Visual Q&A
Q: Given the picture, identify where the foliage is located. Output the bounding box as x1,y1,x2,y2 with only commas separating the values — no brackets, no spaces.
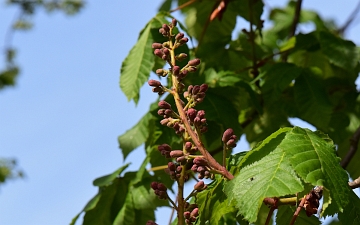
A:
74,0,360,225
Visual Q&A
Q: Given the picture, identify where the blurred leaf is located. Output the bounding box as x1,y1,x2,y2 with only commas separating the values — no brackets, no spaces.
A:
294,68,333,129
319,31,359,73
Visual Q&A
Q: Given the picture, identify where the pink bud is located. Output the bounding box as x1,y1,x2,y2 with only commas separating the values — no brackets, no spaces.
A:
200,84,208,92
157,183,167,191
222,128,234,143
192,85,200,95
188,58,201,66
152,43,163,49
194,181,205,191
170,150,184,158
158,100,171,109
148,79,161,87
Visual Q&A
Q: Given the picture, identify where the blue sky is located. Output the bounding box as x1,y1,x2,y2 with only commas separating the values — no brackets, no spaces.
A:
0,1,359,225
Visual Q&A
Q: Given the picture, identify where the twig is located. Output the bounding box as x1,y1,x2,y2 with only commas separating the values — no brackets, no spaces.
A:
265,206,276,225
349,175,360,189
340,125,360,168
337,0,360,35
289,196,306,225
170,0,197,12
282,0,302,62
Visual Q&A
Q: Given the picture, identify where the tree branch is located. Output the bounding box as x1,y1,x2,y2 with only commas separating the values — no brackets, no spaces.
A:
349,175,360,189
336,0,360,35
340,125,360,169
282,0,302,62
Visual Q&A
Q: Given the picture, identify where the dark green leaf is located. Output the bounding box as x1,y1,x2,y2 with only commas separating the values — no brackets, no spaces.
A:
338,191,360,225
319,31,359,73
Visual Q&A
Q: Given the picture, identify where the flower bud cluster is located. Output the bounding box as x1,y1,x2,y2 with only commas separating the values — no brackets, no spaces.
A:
186,108,208,133
157,100,186,135
157,143,172,158
150,181,168,200
148,79,164,95
222,128,237,148
191,157,214,179
184,83,208,104
184,207,199,224
184,141,198,154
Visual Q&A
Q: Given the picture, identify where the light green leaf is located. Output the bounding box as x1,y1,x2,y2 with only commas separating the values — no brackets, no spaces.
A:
118,112,154,159
119,13,169,104
224,127,303,222
281,127,350,212
92,164,129,187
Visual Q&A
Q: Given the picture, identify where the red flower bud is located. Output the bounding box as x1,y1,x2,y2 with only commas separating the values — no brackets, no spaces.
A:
222,128,234,143
173,66,180,76
171,18,177,27
158,100,171,109
192,85,200,95
175,32,184,40
226,139,237,148
188,58,201,66
148,79,161,87
200,83,208,92
194,181,205,191
151,181,158,190
168,162,176,171
170,150,184,158
154,49,163,58
157,183,167,191
187,108,197,121
152,43,163,49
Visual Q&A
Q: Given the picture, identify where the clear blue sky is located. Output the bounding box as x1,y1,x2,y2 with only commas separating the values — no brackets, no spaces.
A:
0,1,359,225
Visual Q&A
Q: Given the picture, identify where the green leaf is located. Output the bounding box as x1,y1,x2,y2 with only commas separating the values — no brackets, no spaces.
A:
224,127,303,222
93,164,129,186
319,31,359,73
281,127,350,212
118,112,154,159
119,13,169,104
235,0,264,25
294,68,333,129
276,205,321,225
338,191,360,225
196,178,237,225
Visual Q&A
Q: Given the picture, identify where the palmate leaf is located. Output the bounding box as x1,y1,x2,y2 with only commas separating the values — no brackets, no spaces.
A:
119,13,169,104
279,127,351,212
224,128,304,223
